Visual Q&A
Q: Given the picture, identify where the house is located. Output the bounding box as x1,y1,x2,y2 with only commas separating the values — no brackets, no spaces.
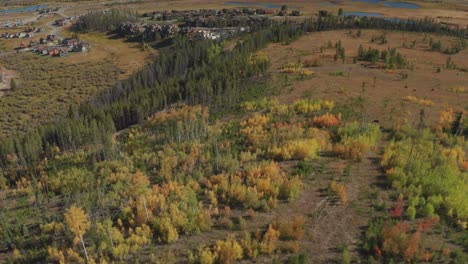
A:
19,42,27,49
59,49,68,57
62,38,79,48
73,43,88,52
46,35,57,42
55,18,66,26
36,45,46,53
290,10,301,16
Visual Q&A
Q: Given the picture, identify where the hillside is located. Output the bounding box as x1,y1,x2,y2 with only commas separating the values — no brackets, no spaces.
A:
0,1,466,263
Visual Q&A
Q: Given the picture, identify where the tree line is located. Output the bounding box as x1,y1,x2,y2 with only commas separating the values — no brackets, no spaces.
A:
0,22,304,184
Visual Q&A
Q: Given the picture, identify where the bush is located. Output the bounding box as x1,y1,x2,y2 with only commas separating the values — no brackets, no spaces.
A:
341,245,351,264
287,253,308,264
198,247,216,264
273,216,305,241
215,235,243,264
269,139,320,161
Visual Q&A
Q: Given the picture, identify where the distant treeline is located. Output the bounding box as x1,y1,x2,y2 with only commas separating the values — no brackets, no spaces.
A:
314,14,467,38
73,9,139,32
73,9,467,43
0,22,304,182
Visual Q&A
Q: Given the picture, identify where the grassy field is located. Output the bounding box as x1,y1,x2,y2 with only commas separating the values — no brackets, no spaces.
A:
262,29,467,127
0,53,120,137
0,24,156,138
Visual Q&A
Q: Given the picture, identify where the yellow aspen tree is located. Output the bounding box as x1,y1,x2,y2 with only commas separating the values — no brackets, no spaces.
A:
64,204,91,262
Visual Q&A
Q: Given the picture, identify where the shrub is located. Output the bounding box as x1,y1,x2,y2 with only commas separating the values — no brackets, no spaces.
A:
215,235,243,264
269,139,320,161
198,247,216,264
341,245,351,264
311,113,340,128
274,216,305,241
260,225,280,254
330,180,348,204
158,217,179,243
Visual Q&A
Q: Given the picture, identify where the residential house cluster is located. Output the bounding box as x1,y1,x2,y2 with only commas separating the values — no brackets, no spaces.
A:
0,20,25,28
54,16,77,27
117,23,179,38
19,35,89,57
1,27,42,39
182,26,249,40
145,8,272,22
116,7,274,42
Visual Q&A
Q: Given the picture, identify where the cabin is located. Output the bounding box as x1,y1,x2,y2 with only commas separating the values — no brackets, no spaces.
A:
62,38,79,48
46,35,57,42
55,18,66,27
290,10,301,16
72,43,88,52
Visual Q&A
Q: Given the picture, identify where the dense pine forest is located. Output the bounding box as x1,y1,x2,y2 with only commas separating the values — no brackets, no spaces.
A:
0,7,467,263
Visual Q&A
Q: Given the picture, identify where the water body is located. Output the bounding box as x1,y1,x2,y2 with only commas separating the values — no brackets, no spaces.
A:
349,0,420,9
344,11,384,17
382,2,419,9
350,0,381,4
224,2,282,9
0,5,48,14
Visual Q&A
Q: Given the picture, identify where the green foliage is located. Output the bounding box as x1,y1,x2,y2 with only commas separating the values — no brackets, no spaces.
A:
356,46,408,69
74,9,139,32
381,128,468,227
341,245,351,264
371,33,387,44
287,253,309,264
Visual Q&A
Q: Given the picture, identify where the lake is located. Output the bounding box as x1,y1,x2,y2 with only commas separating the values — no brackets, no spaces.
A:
224,2,282,9
0,5,48,14
350,0,420,9
382,2,420,9
344,11,384,17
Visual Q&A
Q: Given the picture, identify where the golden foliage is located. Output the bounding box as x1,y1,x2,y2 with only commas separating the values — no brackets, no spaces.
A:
273,215,305,241
198,246,216,264
215,235,243,264
330,180,348,204
48,247,66,264
64,205,91,244
293,99,335,114
260,224,280,254
312,113,341,128
269,139,320,161
404,96,434,106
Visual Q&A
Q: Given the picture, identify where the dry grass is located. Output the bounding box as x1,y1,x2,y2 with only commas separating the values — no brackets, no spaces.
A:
62,30,157,79
263,29,468,127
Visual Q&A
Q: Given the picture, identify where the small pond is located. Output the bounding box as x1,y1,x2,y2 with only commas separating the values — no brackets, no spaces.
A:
344,11,384,17
0,5,48,14
224,2,282,9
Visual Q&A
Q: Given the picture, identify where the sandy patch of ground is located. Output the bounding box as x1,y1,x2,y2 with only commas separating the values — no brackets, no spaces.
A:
0,65,17,97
